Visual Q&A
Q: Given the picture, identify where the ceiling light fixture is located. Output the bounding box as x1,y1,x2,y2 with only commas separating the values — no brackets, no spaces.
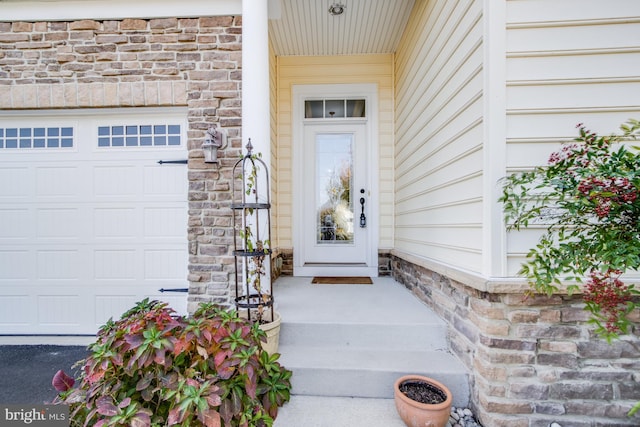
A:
328,3,345,16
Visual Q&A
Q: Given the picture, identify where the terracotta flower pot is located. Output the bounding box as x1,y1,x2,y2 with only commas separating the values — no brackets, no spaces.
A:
394,375,452,427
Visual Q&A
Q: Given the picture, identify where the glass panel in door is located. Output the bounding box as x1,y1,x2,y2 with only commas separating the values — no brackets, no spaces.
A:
316,133,354,244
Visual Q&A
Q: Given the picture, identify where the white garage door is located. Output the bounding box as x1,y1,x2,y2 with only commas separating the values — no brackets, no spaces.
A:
0,109,189,334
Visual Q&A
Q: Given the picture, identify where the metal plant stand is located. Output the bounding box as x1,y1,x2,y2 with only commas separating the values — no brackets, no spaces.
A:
232,140,274,324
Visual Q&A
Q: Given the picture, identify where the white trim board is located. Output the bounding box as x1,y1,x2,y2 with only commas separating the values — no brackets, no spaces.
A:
0,0,242,21
292,83,380,277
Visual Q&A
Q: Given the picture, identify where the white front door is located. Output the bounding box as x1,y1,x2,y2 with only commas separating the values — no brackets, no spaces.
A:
303,123,368,264
293,84,379,277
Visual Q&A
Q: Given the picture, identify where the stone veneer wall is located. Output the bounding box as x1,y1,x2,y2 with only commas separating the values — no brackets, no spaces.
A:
0,17,242,312
392,255,640,427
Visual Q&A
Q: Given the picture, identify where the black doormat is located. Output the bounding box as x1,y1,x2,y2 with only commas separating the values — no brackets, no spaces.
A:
311,276,373,285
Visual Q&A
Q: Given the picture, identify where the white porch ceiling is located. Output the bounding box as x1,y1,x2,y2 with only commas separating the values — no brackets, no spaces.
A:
268,0,416,56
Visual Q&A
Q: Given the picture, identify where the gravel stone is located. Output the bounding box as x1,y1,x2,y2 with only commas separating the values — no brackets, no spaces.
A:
447,406,482,427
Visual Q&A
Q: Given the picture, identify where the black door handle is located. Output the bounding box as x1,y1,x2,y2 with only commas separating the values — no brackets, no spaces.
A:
359,190,366,228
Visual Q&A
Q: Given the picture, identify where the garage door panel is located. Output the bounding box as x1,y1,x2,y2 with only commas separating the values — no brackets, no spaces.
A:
144,249,187,280
36,166,81,199
0,167,30,199
94,166,140,198
144,206,186,238
94,208,138,239
36,208,81,239
0,208,31,240
144,165,186,197
0,295,31,325
37,250,80,280
94,295,139,325
94,250,138,280
0,251,31,279
38,294,82,326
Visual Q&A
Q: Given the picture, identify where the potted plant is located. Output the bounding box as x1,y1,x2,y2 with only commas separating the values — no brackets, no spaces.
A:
500,119,640,342
233,142,281,354
394,375,452,427
52,299,292,427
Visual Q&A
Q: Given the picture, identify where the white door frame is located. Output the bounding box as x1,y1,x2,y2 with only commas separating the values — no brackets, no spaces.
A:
292,83,379,277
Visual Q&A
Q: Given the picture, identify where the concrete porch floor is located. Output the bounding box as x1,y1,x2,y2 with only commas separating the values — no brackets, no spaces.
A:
273,275,445,325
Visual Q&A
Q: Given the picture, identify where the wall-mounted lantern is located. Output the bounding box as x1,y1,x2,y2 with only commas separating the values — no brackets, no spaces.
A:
202,125,228,163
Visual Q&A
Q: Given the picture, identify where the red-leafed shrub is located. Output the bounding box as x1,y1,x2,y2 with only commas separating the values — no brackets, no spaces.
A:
52,299,291,427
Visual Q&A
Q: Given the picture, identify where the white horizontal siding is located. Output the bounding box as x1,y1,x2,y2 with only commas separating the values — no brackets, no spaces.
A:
395,0,484,273
504,0,640,275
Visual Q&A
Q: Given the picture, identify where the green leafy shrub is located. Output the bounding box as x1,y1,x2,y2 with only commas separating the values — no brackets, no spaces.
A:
500,119,640,342
52,299,291,427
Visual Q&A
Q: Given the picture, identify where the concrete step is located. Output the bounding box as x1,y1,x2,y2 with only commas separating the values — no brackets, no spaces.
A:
278,320,448,351
278,344,470,408
273,276,470,409
273,395,406,427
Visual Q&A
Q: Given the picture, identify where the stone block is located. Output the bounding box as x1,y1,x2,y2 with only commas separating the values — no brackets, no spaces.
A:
200,245,229,256
508,382,549,400
509,366,536,378
45,32,70,41
121,19,148,31
538,353,578,368
564,401,607,417
199,16,234,27
0,85,11,108
479,395,533,414
12,22,33,32
474,357,508,382
470,297,506,319
516,324,582,340
549,381,613,400
75,45,116,54
559,369,632,382
150,18,178,30
78,84,91,107
16,42,52,50
104,82,118,106
96,35,128,44
533,402,565,416
189,70,229,81
503,294,563,306
539,308,562,322
561,305,590,322
69,20,101,30
171,82,187,105
454,315,479,344
63,83,77,106
480,347,535,364
138,52,175,61
618,382,640,399
476,375,507,397
470,312,511,336
480,335,536,351
539,340,577,353
37,84,51,108
70,31,95,40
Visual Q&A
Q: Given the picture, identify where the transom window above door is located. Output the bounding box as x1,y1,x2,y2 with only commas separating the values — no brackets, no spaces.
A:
304,99,366,119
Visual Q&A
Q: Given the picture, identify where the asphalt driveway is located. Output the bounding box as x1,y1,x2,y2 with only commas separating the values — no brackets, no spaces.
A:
0,345,88,404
